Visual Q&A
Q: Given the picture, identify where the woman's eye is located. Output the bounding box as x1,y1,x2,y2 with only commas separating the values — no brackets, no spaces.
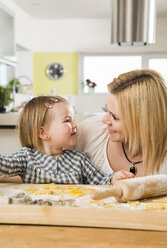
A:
109,112,119,121
112,114,117,120
65,119,70,123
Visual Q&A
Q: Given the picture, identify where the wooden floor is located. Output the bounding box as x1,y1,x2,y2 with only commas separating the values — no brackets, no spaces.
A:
0,225,167,248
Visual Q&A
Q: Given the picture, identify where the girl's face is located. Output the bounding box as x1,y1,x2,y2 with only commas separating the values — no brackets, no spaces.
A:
102,93,125,143
44,102,77,149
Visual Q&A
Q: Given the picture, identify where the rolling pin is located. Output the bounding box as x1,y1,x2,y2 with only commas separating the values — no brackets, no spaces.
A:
92,175,167,203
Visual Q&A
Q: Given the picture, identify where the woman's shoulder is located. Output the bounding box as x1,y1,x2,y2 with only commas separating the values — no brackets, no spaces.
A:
76,115,108,151
78,115,107,134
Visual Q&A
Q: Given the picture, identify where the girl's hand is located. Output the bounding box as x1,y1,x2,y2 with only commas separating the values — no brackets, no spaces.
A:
111,170,134,184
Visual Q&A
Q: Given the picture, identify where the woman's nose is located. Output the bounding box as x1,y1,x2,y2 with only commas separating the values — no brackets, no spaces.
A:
102,113,112,125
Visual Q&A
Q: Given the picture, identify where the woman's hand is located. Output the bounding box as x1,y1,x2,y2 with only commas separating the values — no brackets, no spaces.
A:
111,170,134,184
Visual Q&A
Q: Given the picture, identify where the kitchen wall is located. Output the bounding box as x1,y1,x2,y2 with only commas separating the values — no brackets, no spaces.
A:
32,17,167,53
33,52,79,96
1,0,167,114
0,0,167,154
1,0,167,53
16,47,33,81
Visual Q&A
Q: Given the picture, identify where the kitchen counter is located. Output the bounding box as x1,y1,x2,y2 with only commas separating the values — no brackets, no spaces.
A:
0,112,20,127
0,113,20,154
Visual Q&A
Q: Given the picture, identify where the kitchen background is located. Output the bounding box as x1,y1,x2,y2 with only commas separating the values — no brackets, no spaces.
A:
0,0,167,153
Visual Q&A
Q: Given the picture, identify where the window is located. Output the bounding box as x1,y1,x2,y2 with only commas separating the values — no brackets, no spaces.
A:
0,63,7,85
149,58,167,85
82,55,142,93
81,53,167,94
0,61,15,86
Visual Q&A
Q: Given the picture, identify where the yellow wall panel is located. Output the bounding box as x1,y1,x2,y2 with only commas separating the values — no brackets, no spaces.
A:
33,52,79,95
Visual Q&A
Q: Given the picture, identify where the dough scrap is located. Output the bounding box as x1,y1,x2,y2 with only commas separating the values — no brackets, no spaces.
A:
127,201,140,207
145,203,167,210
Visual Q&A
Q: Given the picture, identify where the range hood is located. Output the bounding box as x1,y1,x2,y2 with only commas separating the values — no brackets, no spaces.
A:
111,0,156,46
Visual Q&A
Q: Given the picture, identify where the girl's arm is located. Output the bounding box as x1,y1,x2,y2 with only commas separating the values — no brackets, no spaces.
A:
81,156,113,185
82,157,134,185
0,149,27,178
0,176,22,183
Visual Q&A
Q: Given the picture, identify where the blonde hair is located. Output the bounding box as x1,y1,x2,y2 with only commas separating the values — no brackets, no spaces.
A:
18,95,68,150
108,69,167,174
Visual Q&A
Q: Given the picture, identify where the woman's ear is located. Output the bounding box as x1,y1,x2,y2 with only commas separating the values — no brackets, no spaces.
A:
39,126,49,140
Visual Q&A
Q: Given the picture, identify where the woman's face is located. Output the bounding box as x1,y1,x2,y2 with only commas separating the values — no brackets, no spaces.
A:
102,93,125,143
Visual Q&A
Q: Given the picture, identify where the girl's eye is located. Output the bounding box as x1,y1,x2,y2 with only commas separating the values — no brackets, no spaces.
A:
65,119,70,123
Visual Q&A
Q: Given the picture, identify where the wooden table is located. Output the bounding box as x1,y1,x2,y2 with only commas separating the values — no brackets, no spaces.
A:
1,183,167,247
0,224,167,248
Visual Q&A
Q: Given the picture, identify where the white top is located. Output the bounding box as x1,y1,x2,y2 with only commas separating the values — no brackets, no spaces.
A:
76,116,167,175
76,116,112,174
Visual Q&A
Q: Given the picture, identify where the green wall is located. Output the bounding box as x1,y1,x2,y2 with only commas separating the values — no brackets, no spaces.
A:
33,52,79,95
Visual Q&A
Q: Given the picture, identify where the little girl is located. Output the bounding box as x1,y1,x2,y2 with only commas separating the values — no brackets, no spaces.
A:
0,96,113,184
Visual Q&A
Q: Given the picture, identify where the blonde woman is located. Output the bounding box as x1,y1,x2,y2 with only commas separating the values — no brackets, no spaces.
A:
76,69,167,183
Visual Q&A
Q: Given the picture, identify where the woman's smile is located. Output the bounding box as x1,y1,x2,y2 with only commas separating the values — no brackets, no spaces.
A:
108,128,116,135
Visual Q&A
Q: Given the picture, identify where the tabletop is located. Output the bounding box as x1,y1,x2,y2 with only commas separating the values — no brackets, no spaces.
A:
0,224,167,248
0,183,167,247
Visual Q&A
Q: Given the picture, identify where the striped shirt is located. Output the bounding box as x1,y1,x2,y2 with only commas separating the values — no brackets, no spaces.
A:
0,148,113,185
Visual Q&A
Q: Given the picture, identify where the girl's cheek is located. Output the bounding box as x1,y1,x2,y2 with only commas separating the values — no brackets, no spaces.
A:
66,122,72,129
64,123,72,134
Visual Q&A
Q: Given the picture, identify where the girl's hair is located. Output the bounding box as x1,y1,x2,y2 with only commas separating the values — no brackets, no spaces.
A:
107,69,167,174
18,95,68,150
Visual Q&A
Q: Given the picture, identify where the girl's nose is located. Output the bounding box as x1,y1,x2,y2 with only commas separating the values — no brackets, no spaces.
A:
72,121,77,129
72,122,78,133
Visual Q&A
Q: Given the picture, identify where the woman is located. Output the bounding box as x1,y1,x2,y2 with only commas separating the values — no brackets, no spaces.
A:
76,69,167,182
1,69,167,183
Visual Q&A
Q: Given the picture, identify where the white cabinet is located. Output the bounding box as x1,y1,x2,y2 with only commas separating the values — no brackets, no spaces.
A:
0,4,16,87
0,4,15,57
